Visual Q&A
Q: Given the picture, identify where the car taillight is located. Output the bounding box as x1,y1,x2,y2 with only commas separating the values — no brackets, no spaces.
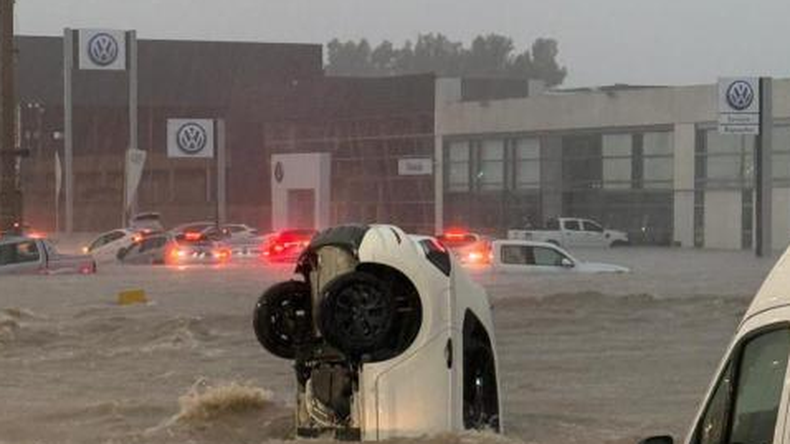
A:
214,249,230,261
184,232,202,241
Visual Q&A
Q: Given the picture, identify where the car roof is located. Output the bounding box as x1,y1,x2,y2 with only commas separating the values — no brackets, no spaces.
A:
492,239,564,249
0,235,38,245
743,247,790,322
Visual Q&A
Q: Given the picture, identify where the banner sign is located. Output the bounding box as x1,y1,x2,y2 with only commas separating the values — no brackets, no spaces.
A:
167,119,215,158
124,149,147,210
79,29,127,71
718,77,760,135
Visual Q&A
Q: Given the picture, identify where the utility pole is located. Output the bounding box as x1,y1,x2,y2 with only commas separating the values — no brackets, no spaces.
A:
0,0,22,231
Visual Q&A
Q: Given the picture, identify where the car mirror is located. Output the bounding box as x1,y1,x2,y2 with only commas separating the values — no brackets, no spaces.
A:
638,436,674,444
561,258,574,268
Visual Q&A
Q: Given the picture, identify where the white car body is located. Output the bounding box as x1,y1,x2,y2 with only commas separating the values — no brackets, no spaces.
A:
253,225,502,440
491,240,629,274
640,246,790,444
85,229,139,263
508,217,629,248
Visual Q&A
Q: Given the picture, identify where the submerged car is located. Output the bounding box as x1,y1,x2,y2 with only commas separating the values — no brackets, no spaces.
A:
0,236,96,275
84,229,142,263
253,224,502,440
490,240,629,273
117,232,230,265
436,229,493,265
261,229,317,263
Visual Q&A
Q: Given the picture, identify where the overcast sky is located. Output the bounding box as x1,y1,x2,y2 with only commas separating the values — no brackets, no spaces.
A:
15,0,790,87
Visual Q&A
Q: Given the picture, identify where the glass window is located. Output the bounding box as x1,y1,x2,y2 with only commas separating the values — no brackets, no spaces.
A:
644,158,674,186
515,138,541,190
603,134,632,189
643,132,674,156
730,329,790,444
501,245,533,265
448,141,470,192
694,328,790,444
564,220,581,231
533,247,566,267
583,221,604,232
696,360,734,444
773,127,790,180
479,139,504,191
0,243,14,265
15,242,40,263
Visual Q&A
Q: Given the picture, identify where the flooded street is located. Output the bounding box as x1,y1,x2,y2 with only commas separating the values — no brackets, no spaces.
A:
0,247,776,444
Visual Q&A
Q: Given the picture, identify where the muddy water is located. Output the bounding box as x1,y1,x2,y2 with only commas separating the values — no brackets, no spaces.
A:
0,248,776,444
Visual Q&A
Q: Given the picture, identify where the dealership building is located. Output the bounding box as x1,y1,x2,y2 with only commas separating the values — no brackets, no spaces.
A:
9,35,790,249
434,79,790,249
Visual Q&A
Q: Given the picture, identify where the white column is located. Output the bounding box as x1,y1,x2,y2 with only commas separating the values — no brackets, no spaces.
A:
673,123,696,247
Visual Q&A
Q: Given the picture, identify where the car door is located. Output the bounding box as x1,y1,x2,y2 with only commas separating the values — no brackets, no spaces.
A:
689,325,790,444
562,219,584,247
531,246,573,273
582,220,607,247
91,231,128,262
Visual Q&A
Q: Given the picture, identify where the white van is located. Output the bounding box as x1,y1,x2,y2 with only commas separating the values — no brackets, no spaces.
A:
641,249,790,444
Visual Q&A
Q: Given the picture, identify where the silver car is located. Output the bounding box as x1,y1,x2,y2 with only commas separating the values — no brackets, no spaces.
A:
0,237,97,275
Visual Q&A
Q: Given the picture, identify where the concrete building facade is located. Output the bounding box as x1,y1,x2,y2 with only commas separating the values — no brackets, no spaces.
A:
434,78,790,250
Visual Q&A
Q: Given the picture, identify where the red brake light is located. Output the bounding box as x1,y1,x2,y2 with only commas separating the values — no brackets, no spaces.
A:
184,232,202,241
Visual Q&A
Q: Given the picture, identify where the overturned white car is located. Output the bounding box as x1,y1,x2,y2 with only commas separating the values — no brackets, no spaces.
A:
253,224,502,440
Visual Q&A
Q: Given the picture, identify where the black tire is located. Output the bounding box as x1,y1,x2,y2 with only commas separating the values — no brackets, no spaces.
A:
253,280,313,360
610,240,629,248
464,338,500,431
319,271,395,359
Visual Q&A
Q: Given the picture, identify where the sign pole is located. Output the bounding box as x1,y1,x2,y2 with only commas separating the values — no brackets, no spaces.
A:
63,28,74,234
755,77,773,257
123,30,138,227
216,119,226,225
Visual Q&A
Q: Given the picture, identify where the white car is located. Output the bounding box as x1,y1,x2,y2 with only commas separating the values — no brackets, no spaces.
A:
508,217,630,248
490,240,629,273
84,229,141,263
638,245,790,444
253,224,502,440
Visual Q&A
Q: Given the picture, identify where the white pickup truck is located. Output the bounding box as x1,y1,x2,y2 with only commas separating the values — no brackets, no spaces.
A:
508,217,629,248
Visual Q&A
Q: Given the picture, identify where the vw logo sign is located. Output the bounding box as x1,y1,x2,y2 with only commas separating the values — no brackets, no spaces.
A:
176,123,209,155
88,33,120,67
274,162,285,183
726,80,755,111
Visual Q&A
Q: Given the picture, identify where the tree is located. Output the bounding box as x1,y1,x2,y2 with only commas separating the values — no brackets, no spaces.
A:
325,33,567,86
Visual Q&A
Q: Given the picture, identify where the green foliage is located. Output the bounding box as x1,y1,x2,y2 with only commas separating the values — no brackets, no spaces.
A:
326,33,567,86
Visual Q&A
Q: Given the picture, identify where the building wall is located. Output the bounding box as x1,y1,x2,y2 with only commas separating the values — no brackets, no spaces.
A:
436,78,790,249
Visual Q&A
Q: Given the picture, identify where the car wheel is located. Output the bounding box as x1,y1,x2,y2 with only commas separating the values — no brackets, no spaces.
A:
253,280,313,360
319,271,395,360
464,337,499,431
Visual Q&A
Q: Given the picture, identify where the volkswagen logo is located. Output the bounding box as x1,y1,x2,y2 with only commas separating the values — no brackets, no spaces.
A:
726,80,755,111
88,33,120,67
274,162,285,183
176,123,209,155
